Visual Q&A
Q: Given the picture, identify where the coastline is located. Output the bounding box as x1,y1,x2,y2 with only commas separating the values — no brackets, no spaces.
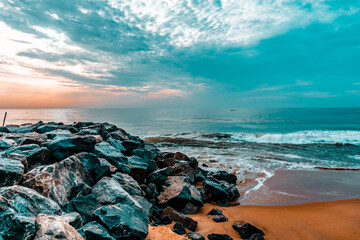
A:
148,199,360,240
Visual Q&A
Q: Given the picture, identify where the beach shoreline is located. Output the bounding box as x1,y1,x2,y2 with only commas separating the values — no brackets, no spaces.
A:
148,198,360,240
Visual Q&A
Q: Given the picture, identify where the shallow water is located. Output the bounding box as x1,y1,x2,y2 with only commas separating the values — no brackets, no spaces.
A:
2,108,360,201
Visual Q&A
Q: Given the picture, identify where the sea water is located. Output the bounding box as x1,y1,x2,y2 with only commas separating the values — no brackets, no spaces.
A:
2,108,360,200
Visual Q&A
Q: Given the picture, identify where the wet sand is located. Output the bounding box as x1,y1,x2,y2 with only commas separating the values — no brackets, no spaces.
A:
147,169,360,240
147,199,360,240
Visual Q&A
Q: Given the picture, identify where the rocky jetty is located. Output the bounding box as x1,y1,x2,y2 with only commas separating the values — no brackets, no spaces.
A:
0,121,264,240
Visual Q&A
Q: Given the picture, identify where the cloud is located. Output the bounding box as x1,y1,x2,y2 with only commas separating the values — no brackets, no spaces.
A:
0,0,359,107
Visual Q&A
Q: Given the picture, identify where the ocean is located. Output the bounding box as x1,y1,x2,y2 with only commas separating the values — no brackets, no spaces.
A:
2,108,360,203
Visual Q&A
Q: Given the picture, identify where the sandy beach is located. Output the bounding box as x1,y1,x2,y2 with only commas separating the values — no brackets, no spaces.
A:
148,199,360,240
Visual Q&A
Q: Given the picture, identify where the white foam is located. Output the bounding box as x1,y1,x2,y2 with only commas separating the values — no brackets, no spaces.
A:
230,130,360,145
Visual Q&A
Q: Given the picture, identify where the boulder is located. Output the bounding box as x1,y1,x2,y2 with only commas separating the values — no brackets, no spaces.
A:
34,214,84,240
6,123,40,133
42,136,96,161
144,183,160,199
111,172,144,197
0,157,24,187
172,222,186,235
0,185,61,240
8,153,28,171
63,194,101,224
146,167,171,184
248,233,265,240
122,139,141,153
207,208,223,216
80,221,115,240
212,215,228,222
109,130,130,141
94,141,129,172
128,155,148,183
93,203,149,240
210,171,237,184
61,212,83,229
186,232,205,240
36,123,68,134
76,152,116,181
203,177,240,206
161,207,197,231
0,126,10,133
0,139,13,150
16,132,48,145
5,144,50,167
208,234,233,240
91,177,139,207
232,223,265,239
22,156,93,206
106,137,126,152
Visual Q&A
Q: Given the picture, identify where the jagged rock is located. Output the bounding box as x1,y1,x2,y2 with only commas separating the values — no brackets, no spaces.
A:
0,185,61,240
203,177,240,206
210,171,237,184
147,167,171,184
248,233,265,240
106,137,126,152
157,181,203,212
22,156,93,206
6,122,40,133
128,155,148,183
144,183,160,199
169,161,197,183
91,177,139,207
122,139,141,153
76,152,116,181
232,223,265,239
173,222,186,235
80,221,115,240
0,157,24,187
71,122,95,129
173,152,190,161
212,215,228,222
93,203,149,240
101,122,118,133
42,136,96,161
5,144,50,167
186,232,205,240
109,130,130,141
111,172,144,196
46,130,73,139
63,194,101,223
208,234,233,240
16,132,48,145
34,214,84,240
0,139,14,149
36,122,68,134
207,208,223,216
161,207,197,231
0,126,10,133
94,141,129,172
8,153,28,171
157,157,178,168
61,212,83,229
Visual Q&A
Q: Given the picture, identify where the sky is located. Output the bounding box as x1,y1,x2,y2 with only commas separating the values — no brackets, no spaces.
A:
0,0,359,108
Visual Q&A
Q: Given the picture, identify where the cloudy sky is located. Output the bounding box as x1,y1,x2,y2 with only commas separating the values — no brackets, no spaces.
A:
0,0,359,108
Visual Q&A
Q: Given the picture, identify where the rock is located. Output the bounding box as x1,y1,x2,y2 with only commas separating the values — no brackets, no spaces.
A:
0,185,61,239
173,152,190,161
93,203,149,240
5,144,50,167
144,183,160,199
122,139,141,153
80,221,115,240
34,214,84,240
186,232,205,240
111,172,144,197
203,177,240,206
109,130,130,141
63,194,101,223
46,130,73,139
42,136,96,161
208,234,233,240
161,207,197,231
173,222,186,235
91,177,139,207
106,137,126,152
147,167,171,184
0,126,10,133
157,181,203,212
248,233,265,240
128,156,148,183
232,223,265,239
0,157,24,187
6,122,40,133
36,122,68,134
210,171,237,184
0,139,13,149
16,132,48,145
8,153,28,171
207,208,223,216
94,141,129,172
22,156,93,206
61,212,83,229
76,152,116,181
212,215,228,222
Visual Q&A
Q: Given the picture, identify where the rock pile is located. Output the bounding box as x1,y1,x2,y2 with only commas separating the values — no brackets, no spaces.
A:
0,121,247,240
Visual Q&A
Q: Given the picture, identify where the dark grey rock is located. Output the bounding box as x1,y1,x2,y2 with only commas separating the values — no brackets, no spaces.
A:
61,212,83,229
186,232,205,240
212,215,228,222
208,233,233,240
210,171,237,184
94,141,129,171
172,222,186,235
128,155,148,183
0,157,24,187
232,222,265,239
161,206,197,231
93,203,148,240
0,185,61,240
203,177,240,206
146,167,171,184
248,233,266,240
5,144,50,167
207,208,223,216
111,172,144,197
80,221,115,240
63,194,101,224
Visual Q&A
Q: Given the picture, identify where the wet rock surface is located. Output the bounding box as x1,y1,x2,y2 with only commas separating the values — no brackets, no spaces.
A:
0,121,254,240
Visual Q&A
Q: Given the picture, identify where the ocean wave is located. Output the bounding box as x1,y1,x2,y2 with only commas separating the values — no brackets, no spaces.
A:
229,130,360,145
